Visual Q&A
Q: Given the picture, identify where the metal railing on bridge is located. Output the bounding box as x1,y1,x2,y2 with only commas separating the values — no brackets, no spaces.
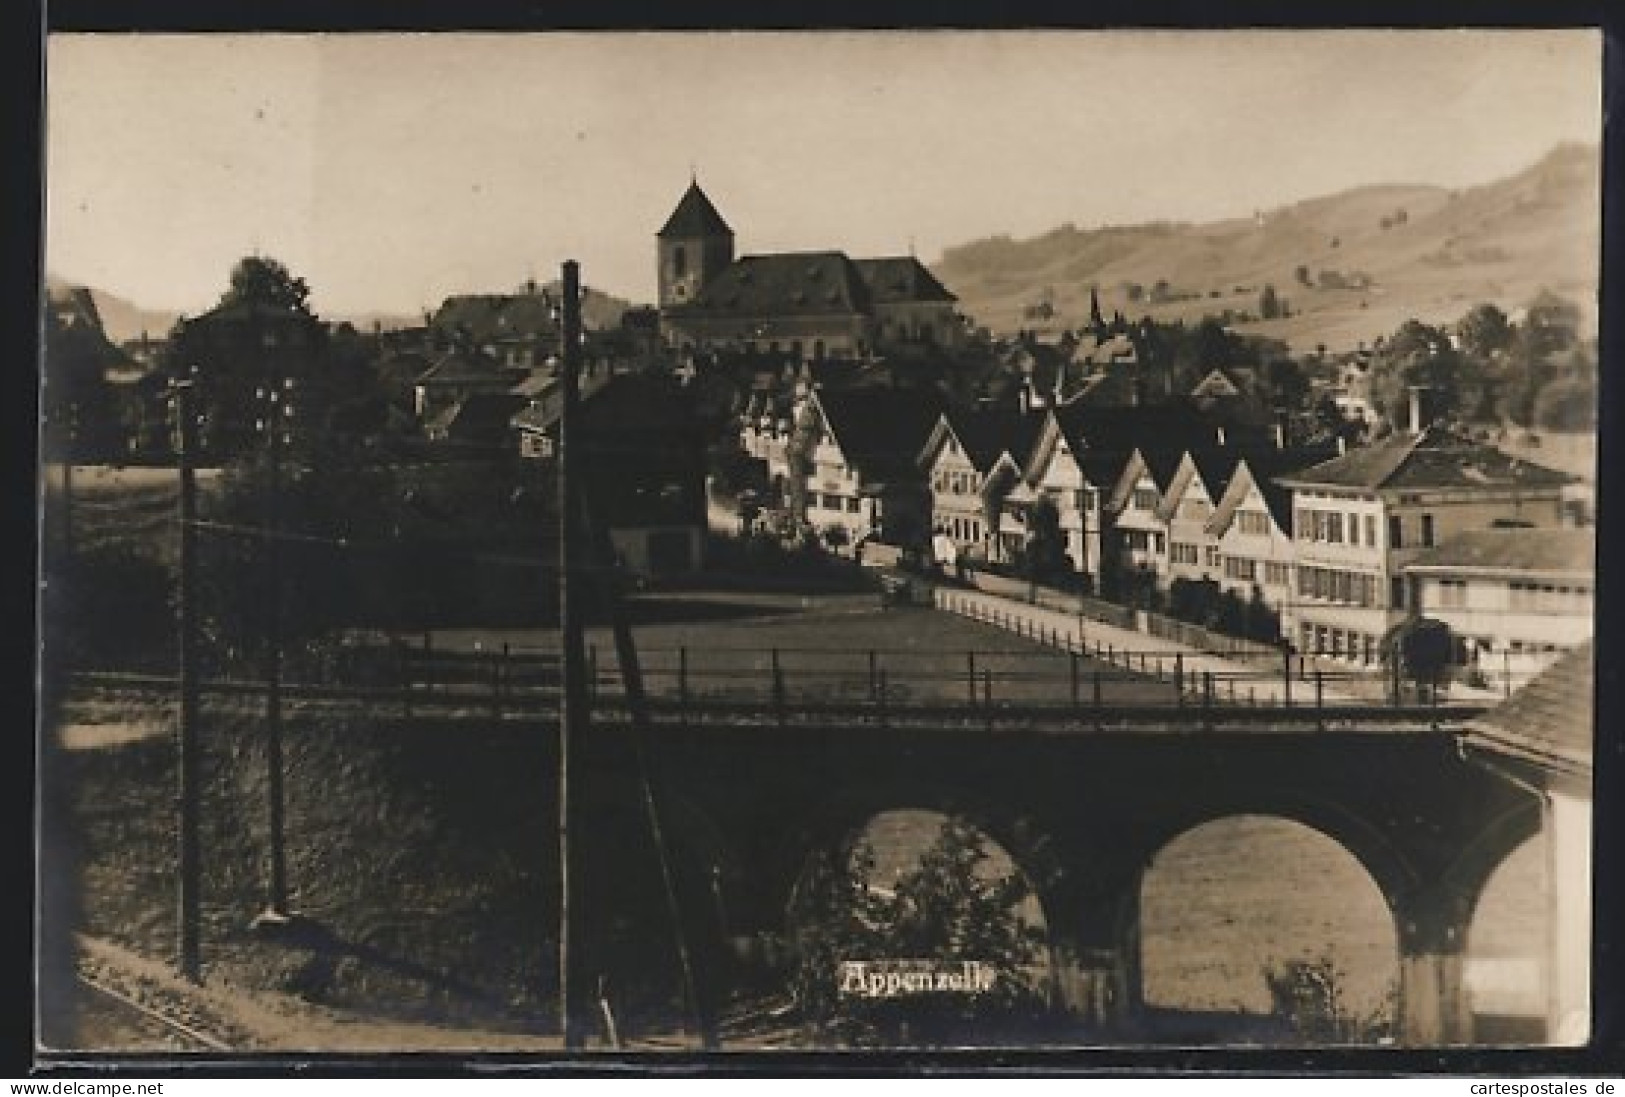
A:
69,633,1484,734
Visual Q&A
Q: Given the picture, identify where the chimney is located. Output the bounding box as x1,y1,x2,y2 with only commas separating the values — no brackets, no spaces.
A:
1408,384,1430,435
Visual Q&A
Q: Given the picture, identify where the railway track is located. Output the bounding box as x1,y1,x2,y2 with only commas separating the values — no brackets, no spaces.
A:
76,972,234,1052
73,946,254,1053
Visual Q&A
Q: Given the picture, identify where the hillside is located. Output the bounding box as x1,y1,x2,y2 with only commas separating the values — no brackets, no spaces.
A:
934,143,1599,353
45,276,182,345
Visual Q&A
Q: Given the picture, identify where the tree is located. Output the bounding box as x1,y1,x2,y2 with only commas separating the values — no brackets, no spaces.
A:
1384,616,1453,701
1022,495,1068,583
1262,358,1310,410
1456,303,1514,362
787,817,1048,1045
1365,320,1463,430
1533,375,1597,432
1259,284,1282,321
220,255,313,315
1504,292,1590,427
1519,291,1583,361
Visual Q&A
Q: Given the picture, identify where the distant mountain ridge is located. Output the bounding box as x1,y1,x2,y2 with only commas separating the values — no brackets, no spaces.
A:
44,274,640,346
44,277,182,345
932,142,1599,352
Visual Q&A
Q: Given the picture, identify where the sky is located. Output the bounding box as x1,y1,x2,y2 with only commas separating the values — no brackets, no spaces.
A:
45,30,1602,318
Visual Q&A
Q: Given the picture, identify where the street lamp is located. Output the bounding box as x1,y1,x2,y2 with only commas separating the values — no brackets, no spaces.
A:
252,375,298,929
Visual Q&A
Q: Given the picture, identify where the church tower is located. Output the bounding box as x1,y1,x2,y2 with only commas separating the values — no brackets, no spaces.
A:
657,179,735,311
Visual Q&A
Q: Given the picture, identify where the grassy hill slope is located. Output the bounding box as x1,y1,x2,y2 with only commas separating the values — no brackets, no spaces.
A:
935,143,1598,352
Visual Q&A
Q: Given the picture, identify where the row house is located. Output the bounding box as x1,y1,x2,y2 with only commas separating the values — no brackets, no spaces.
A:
917,407,1047,564
795,386,944,549
1158,448,1243,589
1274,426,1572,664
1008,402,1246,589
1106,447,1186,578
739,388,796,488
1204,451,1322,615
1160,444,1341,607
1014,412,1134,580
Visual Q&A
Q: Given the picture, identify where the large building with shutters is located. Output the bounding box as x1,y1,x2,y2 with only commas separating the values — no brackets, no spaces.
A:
656,179,961,360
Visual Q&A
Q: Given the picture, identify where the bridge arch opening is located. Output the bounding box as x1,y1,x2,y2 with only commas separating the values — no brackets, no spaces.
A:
1139,814,1399,1042
782,808,1057,1026
1465,834,1547,1041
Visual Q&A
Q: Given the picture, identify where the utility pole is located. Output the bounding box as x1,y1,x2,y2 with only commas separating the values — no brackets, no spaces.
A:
556,260,589,1049
254,377,295,926
174,378,202,982
62,403,77,561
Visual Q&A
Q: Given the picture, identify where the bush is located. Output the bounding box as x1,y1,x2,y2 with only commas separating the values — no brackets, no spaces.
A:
1263,955,1395,1044
50,543,175,671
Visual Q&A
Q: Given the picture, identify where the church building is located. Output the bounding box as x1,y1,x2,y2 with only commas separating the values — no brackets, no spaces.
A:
656,180,961,360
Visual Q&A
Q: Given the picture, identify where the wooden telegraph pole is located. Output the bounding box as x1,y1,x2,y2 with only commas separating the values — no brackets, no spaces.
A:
255,378,294,927
174,378,203,982
556,260,589,1049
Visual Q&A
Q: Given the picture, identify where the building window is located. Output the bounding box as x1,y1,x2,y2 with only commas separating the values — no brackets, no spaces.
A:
1388,515,1403,550
1439,579,1467,609
846,496,861,514
1133,488,1158,511
1224,556,1257,582
1239,510,1271,536
1391,577,1407,610
673,245,687,278
1265,561,1291,587
1421,513,1436,548
1327,513,1344,543
1365,515,1377,549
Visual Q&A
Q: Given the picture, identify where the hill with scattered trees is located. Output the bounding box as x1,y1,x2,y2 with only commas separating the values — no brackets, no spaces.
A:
934,143,1598,353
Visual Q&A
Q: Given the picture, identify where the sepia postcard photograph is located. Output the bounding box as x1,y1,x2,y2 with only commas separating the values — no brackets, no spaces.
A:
35,27,1604,1063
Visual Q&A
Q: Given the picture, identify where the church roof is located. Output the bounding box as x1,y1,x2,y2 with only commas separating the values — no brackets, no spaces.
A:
852,257,957,304
685,252,871,317
658,182,734,239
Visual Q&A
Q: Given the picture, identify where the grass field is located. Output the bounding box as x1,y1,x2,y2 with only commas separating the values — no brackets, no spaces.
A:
429,594,1178,707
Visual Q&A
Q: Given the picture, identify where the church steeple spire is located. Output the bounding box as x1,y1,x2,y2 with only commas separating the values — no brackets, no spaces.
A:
1089,285,1105,333
657,178,736,311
